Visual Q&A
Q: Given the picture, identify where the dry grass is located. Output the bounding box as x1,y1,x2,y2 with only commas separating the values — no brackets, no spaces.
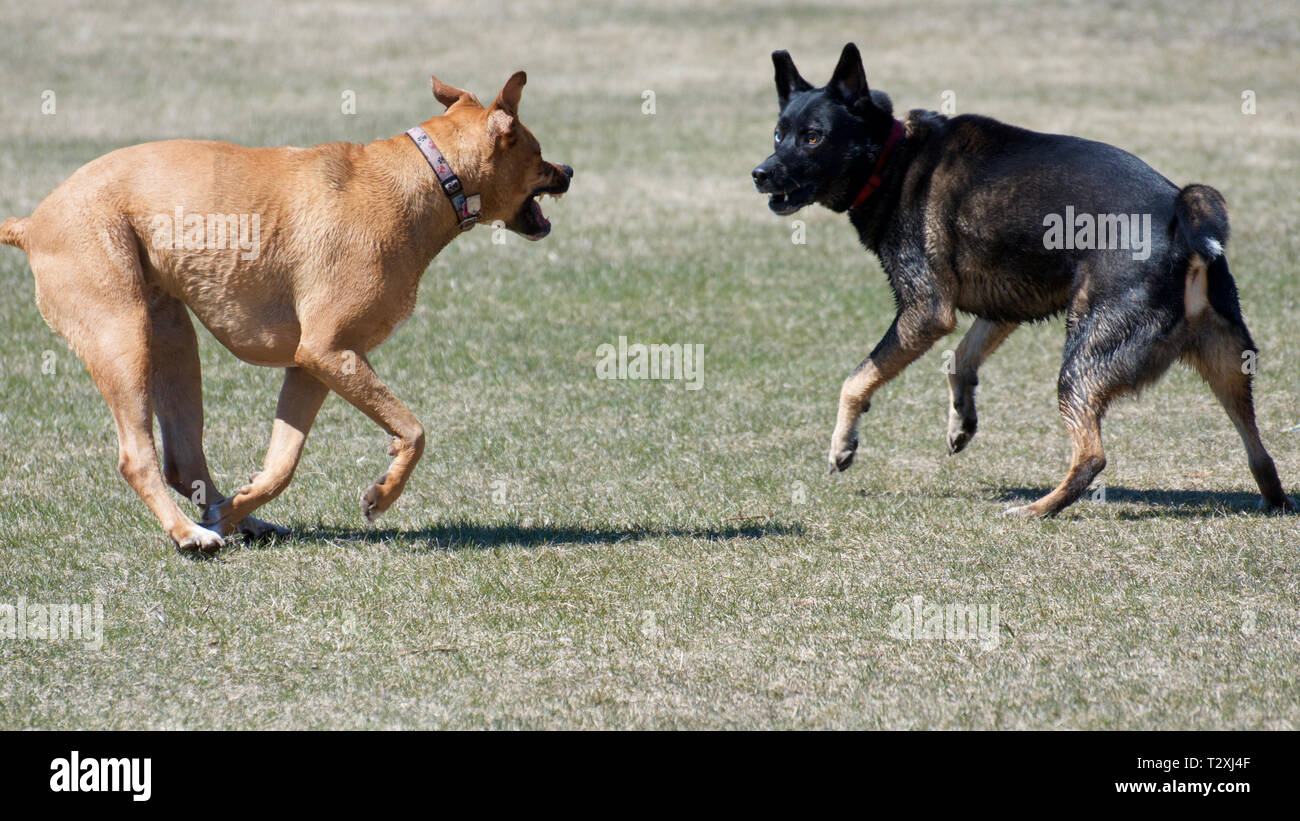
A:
0,0,1297,728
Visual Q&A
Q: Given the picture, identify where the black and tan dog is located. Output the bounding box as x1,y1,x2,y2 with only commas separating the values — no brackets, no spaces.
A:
0,72,571,551
752,43,1292,517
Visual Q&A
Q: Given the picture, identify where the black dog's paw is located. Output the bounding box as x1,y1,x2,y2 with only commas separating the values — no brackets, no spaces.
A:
237,516,290,540
1260,495,1296,515
828,433,859,473
947,430,971,455
946,411,977,455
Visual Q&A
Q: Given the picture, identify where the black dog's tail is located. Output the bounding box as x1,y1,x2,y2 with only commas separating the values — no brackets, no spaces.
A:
1175,184,1249,334
1174,183,1229,260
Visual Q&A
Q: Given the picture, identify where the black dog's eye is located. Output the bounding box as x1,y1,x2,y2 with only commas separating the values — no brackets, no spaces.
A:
773,129,782,146
805,130,821,145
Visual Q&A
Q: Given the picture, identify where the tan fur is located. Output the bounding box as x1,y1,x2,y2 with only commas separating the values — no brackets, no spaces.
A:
0,73,571,551
1004,401,1108,518
1183,253,1210,318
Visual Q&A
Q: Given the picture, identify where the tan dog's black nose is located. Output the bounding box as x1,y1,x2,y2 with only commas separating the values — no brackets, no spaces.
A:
548,163,573,195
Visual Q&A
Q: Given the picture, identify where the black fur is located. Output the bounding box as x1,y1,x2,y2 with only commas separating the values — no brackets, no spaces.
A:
752,43,1292,517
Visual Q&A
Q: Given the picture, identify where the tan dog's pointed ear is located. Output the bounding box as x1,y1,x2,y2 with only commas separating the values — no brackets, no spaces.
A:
490,70,527,117
430,75,479,109
487,108,515,140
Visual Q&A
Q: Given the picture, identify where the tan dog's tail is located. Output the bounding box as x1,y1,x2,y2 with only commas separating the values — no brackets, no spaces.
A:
0,217,29,250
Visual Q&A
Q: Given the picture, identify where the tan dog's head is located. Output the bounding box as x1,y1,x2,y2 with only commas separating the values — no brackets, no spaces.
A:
429,71,571,240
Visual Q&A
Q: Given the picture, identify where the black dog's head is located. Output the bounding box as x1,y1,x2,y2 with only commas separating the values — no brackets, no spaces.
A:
752,43,895,215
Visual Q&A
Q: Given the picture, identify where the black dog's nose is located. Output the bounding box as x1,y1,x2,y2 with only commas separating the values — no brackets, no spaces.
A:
560,164,574,179
752,166,770,187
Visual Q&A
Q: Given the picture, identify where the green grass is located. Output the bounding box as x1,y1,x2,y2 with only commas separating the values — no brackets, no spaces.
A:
0,0,1298,729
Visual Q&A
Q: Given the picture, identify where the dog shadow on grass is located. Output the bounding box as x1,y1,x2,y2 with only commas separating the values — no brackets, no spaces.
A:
994,486,1283,519
269,518,802,553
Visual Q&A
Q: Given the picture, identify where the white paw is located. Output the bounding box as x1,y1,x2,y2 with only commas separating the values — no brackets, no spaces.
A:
1001,504,1042,519
176,524,225,554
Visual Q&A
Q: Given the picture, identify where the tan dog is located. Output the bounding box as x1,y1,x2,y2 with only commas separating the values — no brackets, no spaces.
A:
0,71,571,552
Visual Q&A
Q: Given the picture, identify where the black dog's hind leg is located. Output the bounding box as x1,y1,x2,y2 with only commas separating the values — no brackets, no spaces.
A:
1183,255,1293,512
946,318,1018,454
829,300,957,471
1003,331,1111,518
1005,298,1181,518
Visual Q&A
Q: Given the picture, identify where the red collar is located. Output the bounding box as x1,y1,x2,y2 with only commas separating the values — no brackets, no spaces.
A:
851,120,905,209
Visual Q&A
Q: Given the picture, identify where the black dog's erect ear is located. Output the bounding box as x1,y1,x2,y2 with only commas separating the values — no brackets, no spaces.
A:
869,89,893,117
828,43,870,108
772,50,812,109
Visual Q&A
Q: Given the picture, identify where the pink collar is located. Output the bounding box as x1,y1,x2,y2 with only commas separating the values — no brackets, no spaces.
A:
406,125,481,231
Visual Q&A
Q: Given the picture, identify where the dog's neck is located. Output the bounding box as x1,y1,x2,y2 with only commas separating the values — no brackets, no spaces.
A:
818,117,906,220
367,117,487,272
406,122,482,231
411,116,487,229
849,120,905,209
845,115,927,252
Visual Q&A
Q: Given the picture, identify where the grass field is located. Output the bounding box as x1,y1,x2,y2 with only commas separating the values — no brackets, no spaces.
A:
1,0,1298,729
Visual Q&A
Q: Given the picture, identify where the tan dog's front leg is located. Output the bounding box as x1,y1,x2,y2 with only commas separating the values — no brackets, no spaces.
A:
296,344,425,522
203,367,330,535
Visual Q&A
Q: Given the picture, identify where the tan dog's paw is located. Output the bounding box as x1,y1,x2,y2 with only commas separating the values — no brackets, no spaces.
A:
174,523,225,554
361,489,381,522
1001,503,1046,519
237,516,290,540
360,474,395,522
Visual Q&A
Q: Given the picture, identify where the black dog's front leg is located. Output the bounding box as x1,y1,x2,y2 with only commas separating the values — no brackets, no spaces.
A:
829,303,956,472
946,318,1019,455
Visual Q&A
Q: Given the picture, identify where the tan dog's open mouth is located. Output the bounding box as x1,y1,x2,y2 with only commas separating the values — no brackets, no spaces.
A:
511,164,572,241
513,184,565,240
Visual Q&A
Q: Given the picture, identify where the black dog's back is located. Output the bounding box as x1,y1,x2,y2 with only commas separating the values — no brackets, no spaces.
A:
864,111,1190,324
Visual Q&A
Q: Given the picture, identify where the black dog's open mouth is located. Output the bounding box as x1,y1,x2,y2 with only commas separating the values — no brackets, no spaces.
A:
514,183,567,241
767,184,817,216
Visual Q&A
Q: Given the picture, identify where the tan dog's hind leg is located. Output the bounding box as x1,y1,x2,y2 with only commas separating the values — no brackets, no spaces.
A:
102,340,223,552
148,295,288,539
30,242,223,552
295,343,424,522
946,319,1018,454
201,367,329,535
